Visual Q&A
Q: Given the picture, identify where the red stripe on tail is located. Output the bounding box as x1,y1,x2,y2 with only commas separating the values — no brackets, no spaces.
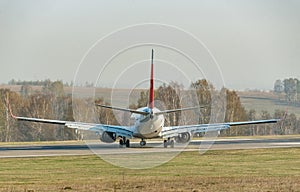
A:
149,49,154,109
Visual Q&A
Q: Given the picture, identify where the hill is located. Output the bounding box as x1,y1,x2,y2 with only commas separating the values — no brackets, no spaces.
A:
237,91,300,118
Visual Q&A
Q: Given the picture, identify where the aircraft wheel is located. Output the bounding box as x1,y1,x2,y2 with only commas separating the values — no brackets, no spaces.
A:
125,139,130,148
119,139,124,147
163,140,167,148
140,140,146,146
170,140,174,148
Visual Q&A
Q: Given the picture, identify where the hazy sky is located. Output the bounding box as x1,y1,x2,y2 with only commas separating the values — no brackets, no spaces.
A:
0,0,299,90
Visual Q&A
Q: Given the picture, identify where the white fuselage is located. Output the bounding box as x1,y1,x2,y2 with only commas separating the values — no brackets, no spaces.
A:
131,107,164,139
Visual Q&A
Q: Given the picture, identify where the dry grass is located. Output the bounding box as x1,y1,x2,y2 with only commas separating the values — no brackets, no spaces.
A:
0,148,300,192
238,91,300,118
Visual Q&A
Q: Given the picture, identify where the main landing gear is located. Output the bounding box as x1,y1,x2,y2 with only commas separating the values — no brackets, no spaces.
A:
119,137,130,148
164,138,174,148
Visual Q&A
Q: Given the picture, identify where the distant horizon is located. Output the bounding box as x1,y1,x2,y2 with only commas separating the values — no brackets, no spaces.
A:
2,77,296,92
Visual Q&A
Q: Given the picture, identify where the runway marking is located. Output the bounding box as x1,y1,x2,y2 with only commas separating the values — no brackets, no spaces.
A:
271,142,300,145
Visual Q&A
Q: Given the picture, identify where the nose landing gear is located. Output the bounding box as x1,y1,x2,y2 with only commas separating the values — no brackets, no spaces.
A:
140,139,146,146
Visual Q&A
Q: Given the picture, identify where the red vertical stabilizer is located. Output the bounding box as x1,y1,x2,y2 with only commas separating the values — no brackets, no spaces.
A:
149,49,154,109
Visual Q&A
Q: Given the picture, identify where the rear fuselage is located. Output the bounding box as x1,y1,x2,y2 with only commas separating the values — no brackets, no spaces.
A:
132,107,164,139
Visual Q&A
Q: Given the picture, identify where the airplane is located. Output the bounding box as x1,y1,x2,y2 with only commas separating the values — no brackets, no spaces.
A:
9,49,280,148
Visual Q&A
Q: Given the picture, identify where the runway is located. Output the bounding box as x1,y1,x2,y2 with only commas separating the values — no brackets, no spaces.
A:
1,137,300,158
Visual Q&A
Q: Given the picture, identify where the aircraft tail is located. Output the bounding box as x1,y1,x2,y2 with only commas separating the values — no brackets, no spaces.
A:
149,49,154,109
96,49,207,115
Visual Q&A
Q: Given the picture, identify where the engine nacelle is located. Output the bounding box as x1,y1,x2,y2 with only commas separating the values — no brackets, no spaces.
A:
100,131,116,143
175,132,191,143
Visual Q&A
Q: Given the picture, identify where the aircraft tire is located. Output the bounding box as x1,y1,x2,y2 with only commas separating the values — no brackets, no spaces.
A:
163,140,167,148
170,140,174,148
140,140,146,146
125,139,130,148
119,139,124,147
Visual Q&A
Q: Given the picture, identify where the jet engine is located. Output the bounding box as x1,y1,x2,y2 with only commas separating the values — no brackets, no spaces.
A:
175,132,191,143
100,131,116,143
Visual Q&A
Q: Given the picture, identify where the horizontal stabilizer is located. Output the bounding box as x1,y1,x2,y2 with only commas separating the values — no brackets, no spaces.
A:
96,104,208,116
154,105,208,115
95,104,149,116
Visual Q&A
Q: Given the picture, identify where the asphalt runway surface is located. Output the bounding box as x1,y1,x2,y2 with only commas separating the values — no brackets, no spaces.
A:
1,137,300,158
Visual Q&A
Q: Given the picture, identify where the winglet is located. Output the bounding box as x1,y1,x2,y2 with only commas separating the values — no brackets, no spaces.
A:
279,108,288,130
282,108,288,121
5,94,17,119
148,49,154,109
279,108,288,123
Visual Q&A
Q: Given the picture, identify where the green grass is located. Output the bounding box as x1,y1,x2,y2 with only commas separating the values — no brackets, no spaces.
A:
0,148,300,191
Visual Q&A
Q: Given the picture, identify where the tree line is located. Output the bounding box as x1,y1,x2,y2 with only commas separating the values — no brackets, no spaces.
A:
132,80,299,137
7,79,95,88
8,79,72,87
0,79,299,142
274,78,300,103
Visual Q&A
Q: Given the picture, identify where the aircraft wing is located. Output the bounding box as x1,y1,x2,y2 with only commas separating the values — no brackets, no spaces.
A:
160,119,280,138
11,115,134,139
